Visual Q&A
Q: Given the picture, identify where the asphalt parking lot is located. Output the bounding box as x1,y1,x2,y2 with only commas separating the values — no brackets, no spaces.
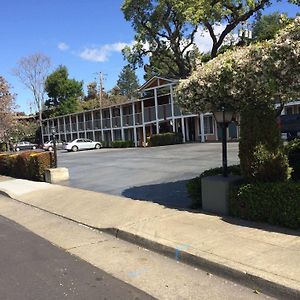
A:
58,143,239,209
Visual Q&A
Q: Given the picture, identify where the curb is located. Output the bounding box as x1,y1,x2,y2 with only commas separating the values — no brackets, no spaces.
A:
1,190,299,299
104,228,300,300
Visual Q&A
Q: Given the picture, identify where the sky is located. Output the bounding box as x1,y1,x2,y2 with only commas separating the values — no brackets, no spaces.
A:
1,0,299,114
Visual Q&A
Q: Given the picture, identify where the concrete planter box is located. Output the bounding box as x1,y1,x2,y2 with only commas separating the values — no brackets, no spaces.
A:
201,175,242,215
45,167,69,184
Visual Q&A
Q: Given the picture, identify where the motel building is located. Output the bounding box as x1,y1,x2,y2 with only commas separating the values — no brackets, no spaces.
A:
43,76,290,147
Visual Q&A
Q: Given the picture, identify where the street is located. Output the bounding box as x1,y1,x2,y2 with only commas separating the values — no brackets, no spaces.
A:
0,215,154,300
57,143,239,208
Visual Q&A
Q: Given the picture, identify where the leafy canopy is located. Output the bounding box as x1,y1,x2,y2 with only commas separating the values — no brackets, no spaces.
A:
116,65,140,98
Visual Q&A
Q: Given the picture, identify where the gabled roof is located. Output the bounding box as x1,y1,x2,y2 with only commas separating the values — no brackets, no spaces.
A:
138,76,178,91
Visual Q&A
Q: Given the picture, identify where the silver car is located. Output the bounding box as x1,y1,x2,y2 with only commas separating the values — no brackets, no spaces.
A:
64,139,102,152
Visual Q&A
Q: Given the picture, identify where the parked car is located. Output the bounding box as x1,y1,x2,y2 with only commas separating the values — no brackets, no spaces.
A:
43,140,65,151
64,139,102,152
15,141,38,151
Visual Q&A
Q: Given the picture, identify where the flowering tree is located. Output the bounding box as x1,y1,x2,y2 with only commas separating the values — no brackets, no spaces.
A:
0,76,16,143
176,17,300,180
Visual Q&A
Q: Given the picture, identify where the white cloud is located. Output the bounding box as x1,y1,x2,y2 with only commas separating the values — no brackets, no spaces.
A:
58,42,70,51
79,42,133,62
194,24,239,53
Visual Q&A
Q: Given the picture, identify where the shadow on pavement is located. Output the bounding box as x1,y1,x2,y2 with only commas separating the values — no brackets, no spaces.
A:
122,180,194,210
222,216,300,237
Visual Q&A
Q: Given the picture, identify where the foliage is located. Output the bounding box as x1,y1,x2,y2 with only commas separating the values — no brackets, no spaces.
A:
111,140,135,148
187,165,241,208
45,65,83,116
238,104,286,181
252,12,291,42
86,81,98,100
285,139,300,181
117,65,140,98
122,0,200,78
148,132,183,146
0,76,16,143
0,143,7,152
230,182,300,229
177,17,300,114
10,120,39,144
0,151,54,181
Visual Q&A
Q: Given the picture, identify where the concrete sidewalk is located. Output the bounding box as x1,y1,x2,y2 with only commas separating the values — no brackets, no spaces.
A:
0,176,299,299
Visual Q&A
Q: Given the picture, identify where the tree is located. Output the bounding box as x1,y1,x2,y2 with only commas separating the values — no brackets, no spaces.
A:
13,53,51,141
116,65,140,98
122,0,200,79
0,76,16,143
252,12,291,41
85,81,98,100
176,17,300,180
45,66,83,116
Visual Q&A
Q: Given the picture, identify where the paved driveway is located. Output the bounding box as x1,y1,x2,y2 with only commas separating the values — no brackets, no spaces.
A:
58,143,239,209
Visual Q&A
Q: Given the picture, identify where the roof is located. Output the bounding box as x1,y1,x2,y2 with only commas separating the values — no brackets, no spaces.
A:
138,76,178,91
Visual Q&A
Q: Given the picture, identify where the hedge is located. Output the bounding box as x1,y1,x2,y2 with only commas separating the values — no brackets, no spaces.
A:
285,139,300,181
230,182,300,230
111,140,135,148
0,151,54,181
187,165,241,208
148,132,183,147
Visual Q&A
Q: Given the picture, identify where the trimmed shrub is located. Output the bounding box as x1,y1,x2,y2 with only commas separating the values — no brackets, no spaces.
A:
29,152,54,181
285,139,300,181
251,144,290,182
15,151,32,179
148,132,183,147
111,140,135,148
0,154,11,176
230,182,300,229
187,165,241,208
0,143,7,152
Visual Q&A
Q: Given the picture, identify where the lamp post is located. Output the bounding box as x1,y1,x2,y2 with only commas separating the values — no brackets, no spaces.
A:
213,107,234,177
51,126,57,168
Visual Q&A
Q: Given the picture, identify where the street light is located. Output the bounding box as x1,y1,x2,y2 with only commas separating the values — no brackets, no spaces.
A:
213,107,234,177
51,125,57,168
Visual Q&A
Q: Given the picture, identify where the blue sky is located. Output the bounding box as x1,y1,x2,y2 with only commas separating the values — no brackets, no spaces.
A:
1,0,299,114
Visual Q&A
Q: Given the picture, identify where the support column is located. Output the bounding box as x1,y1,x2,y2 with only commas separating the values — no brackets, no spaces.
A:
200,113,205,143
57,119,61,141
141,100,146,147
83,113,87,139
181,117,186,143
120,106,125,140
91,112,95,141
69,116,72,141
185,118,190,142
100,109,104,141
63,117,67,142
170,85,176,132
132,102,137,147
76,114,79,138
154,88,159,134
109,107,114,142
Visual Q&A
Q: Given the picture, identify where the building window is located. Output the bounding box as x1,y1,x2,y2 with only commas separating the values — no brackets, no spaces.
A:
204,115,214,134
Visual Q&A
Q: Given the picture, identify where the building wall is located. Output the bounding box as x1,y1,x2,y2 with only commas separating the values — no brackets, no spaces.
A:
42,78,239,146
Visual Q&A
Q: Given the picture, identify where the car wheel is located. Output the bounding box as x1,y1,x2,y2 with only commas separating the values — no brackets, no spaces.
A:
48,146,53,151
71,146,78,152
16,147,20,152
32,146,36,150
95,143,101,149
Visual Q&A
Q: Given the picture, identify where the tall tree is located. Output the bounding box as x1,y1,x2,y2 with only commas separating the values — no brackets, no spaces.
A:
13,53,51,141
122,0,200,79
0,76,16,142
252,12,291,41
116,65,140,98
45,66,83,116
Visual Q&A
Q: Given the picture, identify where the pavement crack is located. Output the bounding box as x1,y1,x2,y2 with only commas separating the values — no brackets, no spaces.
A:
66,239,110,250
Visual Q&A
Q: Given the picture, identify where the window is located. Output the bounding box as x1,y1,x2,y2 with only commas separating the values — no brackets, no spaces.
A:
204,116,214,134
286,107,293,115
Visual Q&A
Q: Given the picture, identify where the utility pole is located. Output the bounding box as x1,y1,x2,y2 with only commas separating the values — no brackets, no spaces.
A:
99,72,103,108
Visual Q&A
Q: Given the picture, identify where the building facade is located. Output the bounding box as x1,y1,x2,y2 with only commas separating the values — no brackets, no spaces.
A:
41,76,240,146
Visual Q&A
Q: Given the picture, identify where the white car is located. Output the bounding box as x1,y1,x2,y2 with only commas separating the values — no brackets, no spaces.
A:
64,139,102,152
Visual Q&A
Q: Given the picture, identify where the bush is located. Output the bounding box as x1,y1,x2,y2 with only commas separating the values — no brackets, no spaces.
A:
230,182,300,229
285,139,300,181
111,140,135,148
0,143,7,152
251,144,290,182
148,132,183,147
187,165,241,208
0,151,54,181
